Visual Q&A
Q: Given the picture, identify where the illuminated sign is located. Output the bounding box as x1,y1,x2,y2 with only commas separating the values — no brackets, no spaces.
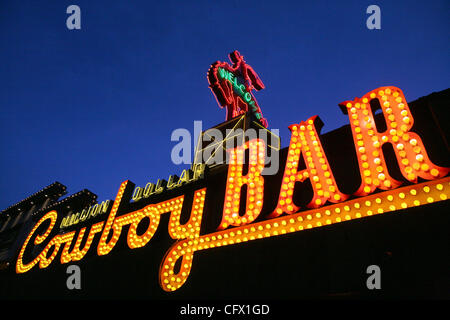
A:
131,164,206,202
60,200,110,229
208,50,268,127
15,78,449,293
338,87,447,194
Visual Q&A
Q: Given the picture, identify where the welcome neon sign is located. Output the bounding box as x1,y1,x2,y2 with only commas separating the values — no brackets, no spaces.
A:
208,50,268,127
16,83,449,292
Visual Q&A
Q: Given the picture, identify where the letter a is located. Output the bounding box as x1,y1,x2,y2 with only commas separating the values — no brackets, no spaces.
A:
171,128,192,165
366,5,381,30
66,5,81,30
366,265,381,289
66,265,81,290
272,116,348,217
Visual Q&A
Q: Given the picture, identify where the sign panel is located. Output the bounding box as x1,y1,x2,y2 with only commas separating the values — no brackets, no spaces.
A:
14,69,449,294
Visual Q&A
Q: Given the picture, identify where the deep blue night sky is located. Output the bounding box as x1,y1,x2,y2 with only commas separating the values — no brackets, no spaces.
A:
1,0,449,209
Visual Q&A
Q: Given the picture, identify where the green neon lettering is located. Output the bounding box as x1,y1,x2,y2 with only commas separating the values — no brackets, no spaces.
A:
233,77,238,89
229,72,234,82
218,68,226,79
217,69,258,106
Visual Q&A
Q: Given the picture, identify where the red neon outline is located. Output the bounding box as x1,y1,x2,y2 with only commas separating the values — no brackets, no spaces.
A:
207,50,268,127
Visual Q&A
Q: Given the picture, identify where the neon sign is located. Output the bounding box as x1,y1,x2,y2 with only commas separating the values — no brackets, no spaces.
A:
59,200,110,229
15,85,449,292
208,50,268,127
131,164,206,202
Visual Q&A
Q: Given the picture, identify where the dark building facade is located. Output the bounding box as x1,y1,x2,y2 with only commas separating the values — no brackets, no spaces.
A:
0,184,97,271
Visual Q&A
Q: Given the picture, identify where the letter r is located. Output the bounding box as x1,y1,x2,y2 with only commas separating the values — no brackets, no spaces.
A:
340,86,449,196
